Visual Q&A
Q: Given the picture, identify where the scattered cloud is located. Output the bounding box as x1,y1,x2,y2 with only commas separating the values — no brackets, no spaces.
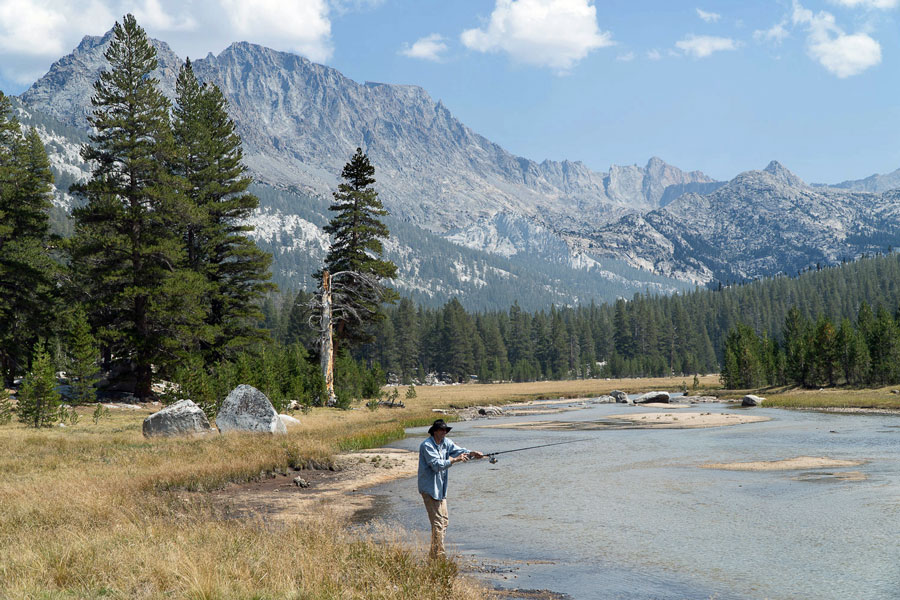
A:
0,0,339,86
830,0,898,8
696,8,721,22
460,0,614,71
793,1,881,77
646,48,662,60
675,34,738,58
219,0,332,62
400,34,448,61
616,51,635,61
754,21,790,44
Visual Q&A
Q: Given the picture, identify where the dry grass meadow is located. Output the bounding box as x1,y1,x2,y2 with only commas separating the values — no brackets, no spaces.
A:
3,373,893,598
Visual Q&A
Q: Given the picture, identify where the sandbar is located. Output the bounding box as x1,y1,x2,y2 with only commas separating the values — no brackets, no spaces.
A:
701,456,865,471
478,411,770,431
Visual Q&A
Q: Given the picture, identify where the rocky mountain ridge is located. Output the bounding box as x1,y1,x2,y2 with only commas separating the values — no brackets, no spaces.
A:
14,27,900,304
21,33,713,235
581,161,900,284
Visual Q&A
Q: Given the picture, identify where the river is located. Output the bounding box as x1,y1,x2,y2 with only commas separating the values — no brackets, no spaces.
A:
365,399,900,599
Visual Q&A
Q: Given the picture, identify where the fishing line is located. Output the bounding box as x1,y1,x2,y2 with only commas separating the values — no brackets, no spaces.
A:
481,437,594,464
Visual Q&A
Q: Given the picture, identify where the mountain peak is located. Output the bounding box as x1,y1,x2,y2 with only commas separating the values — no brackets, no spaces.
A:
763,160,804,187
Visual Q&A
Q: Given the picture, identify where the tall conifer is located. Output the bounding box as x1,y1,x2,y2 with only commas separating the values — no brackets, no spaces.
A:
0,94,56,385
321,148,397,348
70,15,207,399
171,59,274,363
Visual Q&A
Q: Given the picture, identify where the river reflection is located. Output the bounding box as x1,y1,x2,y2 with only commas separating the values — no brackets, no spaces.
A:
366,400,900,600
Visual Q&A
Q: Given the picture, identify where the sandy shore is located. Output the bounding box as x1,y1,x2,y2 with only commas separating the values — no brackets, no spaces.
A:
212,448,419,524
701,456,865,471
479,411,770,431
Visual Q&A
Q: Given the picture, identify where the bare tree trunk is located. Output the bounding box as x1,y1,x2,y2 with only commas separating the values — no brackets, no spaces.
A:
320,271,337,405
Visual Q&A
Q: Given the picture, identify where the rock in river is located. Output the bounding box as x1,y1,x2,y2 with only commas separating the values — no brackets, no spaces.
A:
216,384,286,434
611,390,629,403
634,391,671,404
742,395,765,407
142,399,211,437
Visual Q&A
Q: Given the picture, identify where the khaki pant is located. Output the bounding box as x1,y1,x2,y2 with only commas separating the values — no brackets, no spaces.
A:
421,492,449,558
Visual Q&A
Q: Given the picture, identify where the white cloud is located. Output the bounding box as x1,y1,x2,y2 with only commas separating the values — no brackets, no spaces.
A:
830,0,898,8
460,0,614,71
696,8,721,22
616,51,635,62
219,0,332,62
0,0,337,86
675,34,738,58
400,34,448,61
131,0,196,32
793,1,881,77
754,21,790,44
646,48,662,60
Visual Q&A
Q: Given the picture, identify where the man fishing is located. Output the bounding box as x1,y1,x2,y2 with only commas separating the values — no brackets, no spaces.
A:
418,419,483,558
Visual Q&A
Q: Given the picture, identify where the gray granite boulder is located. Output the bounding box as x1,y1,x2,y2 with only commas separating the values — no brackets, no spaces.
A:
635,391,671,404
611,390,629,403
593,395,616,403
216,385,286,434
142,399,211,437
742,394,765,407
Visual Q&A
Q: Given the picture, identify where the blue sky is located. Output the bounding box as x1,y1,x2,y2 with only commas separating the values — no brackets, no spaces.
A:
1,0,898,183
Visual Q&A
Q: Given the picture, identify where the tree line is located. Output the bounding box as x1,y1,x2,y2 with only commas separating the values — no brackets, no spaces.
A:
259,251,900,386
721,302,900,389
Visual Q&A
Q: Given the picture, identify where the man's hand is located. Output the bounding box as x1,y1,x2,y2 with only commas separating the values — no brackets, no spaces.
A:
468,451,484,460
451,453,470,464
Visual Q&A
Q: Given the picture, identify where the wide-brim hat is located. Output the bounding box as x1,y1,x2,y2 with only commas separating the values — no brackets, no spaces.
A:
428,419,452,435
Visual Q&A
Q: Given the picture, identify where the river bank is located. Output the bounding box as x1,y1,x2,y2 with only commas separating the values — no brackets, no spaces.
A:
370,399,899,600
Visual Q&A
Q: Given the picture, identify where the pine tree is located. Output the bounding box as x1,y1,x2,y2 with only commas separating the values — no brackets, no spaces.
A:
171,59,274,364
321,148,397,349
17,341,61,428
67,307,99,404
0,95,56,385
394,297,419,384
69,15,208,399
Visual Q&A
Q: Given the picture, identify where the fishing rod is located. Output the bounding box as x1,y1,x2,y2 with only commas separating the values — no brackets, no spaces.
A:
479,438,594,464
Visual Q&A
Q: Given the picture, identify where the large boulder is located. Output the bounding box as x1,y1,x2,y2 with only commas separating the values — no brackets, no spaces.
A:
142,399,211,437
742,394,765,407
611,390,629,403
216,385,286,434
634,391,671,404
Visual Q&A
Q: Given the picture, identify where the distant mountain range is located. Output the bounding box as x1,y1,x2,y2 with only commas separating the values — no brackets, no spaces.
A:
12,27,900,307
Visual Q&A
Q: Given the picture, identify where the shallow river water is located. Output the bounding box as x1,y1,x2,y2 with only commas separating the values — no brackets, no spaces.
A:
366,400,900,599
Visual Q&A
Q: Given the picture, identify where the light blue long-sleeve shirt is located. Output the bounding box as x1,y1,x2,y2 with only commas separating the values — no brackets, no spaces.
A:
418,436,469,501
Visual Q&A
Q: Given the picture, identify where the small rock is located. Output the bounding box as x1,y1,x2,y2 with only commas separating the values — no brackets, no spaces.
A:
293,476,310,488
610,390,629,403
477,406,503,416
742,394,765,407
593,395,615,403
279,414,301,427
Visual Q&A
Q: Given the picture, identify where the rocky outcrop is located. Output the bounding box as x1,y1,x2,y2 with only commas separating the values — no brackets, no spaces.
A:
216,385,286,434
142,400,211,437
742,395,765,407
611,390,629,403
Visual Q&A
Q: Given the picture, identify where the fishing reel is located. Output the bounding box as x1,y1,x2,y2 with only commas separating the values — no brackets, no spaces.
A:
489,456,498,464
